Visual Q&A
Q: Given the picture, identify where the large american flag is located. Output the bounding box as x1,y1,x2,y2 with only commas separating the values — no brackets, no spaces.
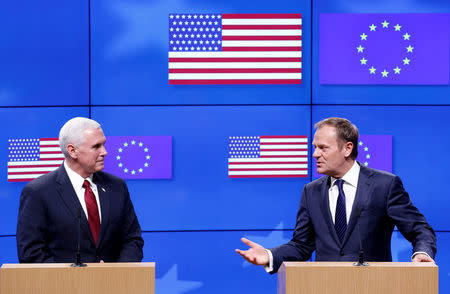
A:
228,136,308,178
7,138,64,182
169,13,302,84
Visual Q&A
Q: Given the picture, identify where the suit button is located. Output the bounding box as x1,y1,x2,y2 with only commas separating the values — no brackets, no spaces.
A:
340,250,344,256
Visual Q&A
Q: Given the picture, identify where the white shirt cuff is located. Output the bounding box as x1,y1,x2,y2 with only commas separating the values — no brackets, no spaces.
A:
411,251,431,261
264,249,274,273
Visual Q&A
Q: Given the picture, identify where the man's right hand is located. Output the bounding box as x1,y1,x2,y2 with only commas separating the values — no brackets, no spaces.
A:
235,237,270,266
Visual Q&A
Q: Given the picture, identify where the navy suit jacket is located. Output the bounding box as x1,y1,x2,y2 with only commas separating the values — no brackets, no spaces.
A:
270,163,436,273
17,165,144,263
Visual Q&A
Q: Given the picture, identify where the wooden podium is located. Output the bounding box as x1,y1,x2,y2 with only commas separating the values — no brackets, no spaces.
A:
277,262,438,294
0,262,155,294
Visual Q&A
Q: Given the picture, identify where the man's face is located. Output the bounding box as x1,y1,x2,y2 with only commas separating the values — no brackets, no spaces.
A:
312,125,350,177
74,128,107,177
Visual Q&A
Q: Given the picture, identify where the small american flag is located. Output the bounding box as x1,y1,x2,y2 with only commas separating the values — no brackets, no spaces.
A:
228,136,308,178
7,138,63,182
169,13,302,84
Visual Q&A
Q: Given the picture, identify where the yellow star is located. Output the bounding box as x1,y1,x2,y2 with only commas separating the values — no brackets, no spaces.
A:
393,66,401,74
381,20,389,28
403,33,410,40
369,24,377,31
357,45,364,53
403,57,410,65
360,58,367,65
406,45,414,53
394,24,402,31
360,33,367,40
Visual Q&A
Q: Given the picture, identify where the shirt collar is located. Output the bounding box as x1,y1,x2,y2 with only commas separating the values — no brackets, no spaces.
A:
330,161,360,188
64,160,94,189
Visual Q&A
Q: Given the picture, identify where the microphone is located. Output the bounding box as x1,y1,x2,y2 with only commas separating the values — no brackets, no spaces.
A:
353,207,369,266
71,208,87,267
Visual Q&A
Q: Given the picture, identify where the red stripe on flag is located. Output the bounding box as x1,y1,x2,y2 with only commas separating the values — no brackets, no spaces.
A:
39,158,63,161
222,14,302,19
261,148,307,151
223,35,302,40
8,164,61,168
40,151,63,155
260,142,306,145
8,171,52,175
169,57,301,62
8,178,38,182
169,79,301,85
229,161,305,165
260,155,305,157
41,144,60,148
229,175,307,178
40,138,59,141
222,47,301,51
261,135,308,138
229,168,307,171
222,25,302,30
169,68,302,73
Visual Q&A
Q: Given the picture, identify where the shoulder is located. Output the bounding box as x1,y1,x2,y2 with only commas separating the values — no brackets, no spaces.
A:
359,164,398,182
302,176,328,195
23,167,61,191
94,171,127,187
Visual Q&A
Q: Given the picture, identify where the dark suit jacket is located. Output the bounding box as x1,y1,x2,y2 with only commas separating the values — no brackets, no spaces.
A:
17,165,144,263
270,163,436,273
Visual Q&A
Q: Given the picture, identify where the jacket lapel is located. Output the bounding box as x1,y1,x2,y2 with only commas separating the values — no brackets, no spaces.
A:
319,176,341,246
342,163,374,246
55,165,94,244
94,173,110,249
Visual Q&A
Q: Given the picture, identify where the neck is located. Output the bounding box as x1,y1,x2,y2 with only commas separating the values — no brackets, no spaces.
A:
65,159,91,179
332,159,355,179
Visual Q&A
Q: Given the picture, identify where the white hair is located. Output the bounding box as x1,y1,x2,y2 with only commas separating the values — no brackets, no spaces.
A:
59,117,101,157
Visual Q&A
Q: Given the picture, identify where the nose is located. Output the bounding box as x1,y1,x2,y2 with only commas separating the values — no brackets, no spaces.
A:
100,145,107,156
313,148,319,158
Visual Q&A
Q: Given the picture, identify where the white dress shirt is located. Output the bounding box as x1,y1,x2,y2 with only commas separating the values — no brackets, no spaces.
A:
64,161,102,222
328,161,360,224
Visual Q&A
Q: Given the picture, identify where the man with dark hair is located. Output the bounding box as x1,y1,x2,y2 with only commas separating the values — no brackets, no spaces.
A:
236,117,436,273
17,117,144,263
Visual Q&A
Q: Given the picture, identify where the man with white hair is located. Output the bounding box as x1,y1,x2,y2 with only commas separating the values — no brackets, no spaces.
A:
17,117,144,263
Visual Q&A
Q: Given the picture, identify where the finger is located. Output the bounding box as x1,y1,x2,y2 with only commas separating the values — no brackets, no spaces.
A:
241,237,258,248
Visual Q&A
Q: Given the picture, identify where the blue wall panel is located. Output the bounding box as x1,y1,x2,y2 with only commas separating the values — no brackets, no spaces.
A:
312,0,450,105
91,0,311,105
0,1,89,106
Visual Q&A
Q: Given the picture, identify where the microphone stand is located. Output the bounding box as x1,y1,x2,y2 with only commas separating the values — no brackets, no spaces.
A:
71,208,87,267
353,207,369,266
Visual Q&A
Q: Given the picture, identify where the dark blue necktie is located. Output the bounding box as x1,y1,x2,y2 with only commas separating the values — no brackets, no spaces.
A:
334,179,347,243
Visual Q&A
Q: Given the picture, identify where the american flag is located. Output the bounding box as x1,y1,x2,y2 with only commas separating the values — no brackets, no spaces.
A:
169,13,302,84
7,138,64,182
228,136,308,178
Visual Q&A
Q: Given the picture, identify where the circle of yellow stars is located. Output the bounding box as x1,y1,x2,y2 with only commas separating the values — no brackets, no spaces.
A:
115,140,151,175
358,140,371,167
357,20,413,78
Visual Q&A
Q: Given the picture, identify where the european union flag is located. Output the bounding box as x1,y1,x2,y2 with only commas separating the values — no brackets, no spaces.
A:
319,14,449,85
103,136,172,179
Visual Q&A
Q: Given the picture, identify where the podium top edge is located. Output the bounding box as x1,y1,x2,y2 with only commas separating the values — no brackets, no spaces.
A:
1,262,155,269
282,262,438,268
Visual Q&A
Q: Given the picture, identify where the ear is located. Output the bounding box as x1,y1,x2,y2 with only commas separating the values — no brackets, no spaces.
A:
343,142,354,158
66,144,78,160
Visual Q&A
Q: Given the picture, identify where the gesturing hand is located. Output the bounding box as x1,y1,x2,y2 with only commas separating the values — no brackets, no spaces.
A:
235,237,270,266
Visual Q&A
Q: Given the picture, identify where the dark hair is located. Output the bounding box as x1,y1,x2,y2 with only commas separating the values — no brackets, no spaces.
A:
314,117,359,160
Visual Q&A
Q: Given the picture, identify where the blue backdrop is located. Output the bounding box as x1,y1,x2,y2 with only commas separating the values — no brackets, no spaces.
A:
0,0,449,293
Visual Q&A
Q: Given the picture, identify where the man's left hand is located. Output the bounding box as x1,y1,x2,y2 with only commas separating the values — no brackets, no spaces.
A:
412,253,435,263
